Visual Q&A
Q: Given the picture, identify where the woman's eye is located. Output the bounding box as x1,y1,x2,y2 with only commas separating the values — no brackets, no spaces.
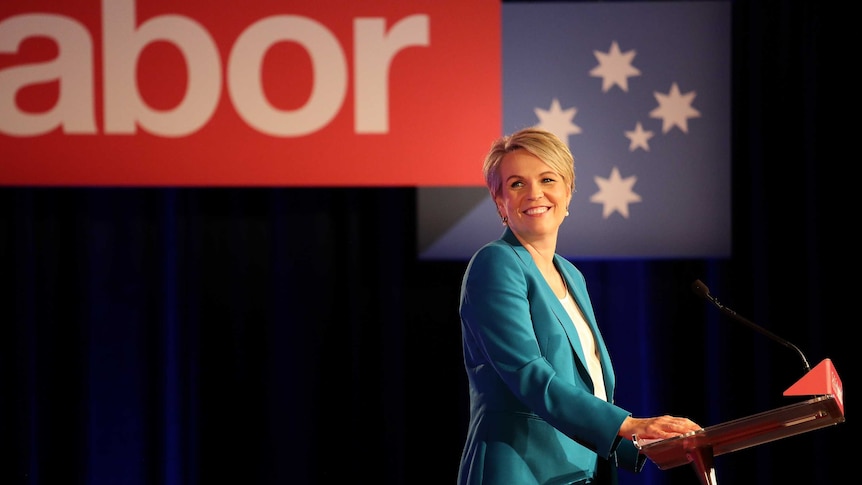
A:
510,181,524,188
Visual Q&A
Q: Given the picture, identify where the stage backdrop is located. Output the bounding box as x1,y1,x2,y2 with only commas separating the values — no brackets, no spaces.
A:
1,1,731,259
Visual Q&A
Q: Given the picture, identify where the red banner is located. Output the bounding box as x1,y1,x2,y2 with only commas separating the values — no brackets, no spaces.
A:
0,0,500,186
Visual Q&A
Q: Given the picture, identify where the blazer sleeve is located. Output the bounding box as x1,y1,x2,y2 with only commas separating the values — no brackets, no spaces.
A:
460,241,634,460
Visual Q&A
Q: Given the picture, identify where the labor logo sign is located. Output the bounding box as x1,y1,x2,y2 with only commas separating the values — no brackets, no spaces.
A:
0,0,500,186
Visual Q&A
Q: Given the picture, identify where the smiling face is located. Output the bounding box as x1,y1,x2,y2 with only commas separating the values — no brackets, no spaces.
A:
494,148,572,245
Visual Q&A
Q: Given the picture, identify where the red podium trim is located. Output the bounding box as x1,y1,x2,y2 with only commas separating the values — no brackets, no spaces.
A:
783,358,844,414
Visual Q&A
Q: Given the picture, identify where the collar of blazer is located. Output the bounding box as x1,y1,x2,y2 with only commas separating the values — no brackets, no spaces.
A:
499,227,584,304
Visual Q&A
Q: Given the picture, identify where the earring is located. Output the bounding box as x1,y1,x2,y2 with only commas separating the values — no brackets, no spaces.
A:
566,208,570,216
501,215,508,225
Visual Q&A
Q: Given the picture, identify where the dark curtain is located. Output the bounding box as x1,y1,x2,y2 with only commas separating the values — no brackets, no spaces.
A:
1,1,850,484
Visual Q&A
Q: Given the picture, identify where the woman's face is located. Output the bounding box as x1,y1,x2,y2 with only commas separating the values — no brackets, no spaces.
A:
494,149,571,242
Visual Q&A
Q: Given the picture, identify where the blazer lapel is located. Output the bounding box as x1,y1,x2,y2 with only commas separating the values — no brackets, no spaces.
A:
500,229,614,399
557,257,615,400
502,232,588,364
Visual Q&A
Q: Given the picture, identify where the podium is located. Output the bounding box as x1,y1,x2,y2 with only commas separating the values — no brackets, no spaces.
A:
635,359,845,485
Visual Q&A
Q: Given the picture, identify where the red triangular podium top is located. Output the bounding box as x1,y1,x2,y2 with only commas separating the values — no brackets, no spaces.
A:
783,358,844,415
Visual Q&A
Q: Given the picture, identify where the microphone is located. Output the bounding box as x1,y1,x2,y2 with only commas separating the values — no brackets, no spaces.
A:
691,279,811,373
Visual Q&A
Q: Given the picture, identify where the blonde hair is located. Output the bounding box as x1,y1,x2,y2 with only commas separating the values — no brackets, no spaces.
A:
482,128,575,198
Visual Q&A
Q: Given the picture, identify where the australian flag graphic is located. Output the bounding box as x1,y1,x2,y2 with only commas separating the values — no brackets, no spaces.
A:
419,1,731,260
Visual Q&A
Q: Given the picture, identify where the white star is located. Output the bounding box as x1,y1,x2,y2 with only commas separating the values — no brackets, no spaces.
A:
589,41,641,93
649,82,701,133
534,98,581,146
589,167,642,219
624,122,654,152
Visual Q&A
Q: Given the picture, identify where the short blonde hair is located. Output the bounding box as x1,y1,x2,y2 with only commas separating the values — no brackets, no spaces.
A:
482,128,575,198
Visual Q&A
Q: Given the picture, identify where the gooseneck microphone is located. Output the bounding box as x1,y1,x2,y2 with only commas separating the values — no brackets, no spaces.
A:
691,279,811,373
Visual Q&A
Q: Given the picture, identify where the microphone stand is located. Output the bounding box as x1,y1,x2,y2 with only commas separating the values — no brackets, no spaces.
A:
691,280,811,373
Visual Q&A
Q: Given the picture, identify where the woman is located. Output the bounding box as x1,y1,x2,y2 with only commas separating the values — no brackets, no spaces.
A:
457,128,701,485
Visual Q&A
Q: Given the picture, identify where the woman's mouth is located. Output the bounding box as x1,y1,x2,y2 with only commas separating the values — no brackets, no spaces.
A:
524,206,550,215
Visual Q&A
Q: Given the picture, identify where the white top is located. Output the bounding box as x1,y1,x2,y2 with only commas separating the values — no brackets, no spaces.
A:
560,292,607,401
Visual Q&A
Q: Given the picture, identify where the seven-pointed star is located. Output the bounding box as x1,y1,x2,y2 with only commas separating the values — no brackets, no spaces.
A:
534,98,582,146
625,122,654,152
589,167,642,219
589,41,641,92
649,82,701,133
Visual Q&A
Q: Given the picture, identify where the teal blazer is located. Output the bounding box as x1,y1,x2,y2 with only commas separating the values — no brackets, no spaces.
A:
457,228,645,485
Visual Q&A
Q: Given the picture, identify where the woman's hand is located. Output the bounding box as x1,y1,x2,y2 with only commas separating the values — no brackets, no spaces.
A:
619,415,702,441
